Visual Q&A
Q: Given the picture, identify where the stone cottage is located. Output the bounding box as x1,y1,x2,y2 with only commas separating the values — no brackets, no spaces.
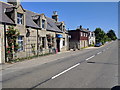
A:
0,1,69,63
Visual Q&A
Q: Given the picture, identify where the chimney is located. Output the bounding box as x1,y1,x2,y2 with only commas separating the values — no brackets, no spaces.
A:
52,11,58,22
87,28,89,30
80,25,82,29
7,0,20,6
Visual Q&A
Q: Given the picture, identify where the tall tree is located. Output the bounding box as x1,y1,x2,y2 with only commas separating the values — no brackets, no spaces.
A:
107,30,117,40
94,28,106,44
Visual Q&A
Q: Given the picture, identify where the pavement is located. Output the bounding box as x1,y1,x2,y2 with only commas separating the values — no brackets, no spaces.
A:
1,41,118,88
1,45,100,71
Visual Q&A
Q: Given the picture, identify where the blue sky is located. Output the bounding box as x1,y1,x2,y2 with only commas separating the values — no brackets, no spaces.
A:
1,1,118,36
21,2,118,36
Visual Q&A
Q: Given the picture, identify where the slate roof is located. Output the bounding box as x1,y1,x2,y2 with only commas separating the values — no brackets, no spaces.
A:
56,22,62,26
46,17,63,33
25,10,40,29
81,28,89,32
0,1,65,33
0,2,14,24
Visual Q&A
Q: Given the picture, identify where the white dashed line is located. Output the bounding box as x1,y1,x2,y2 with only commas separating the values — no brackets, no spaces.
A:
52,47,108,80
52,63,80,79
97,52,102,55
86,55,95,61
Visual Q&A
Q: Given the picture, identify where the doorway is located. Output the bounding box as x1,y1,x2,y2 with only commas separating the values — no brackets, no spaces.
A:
56,39,60,52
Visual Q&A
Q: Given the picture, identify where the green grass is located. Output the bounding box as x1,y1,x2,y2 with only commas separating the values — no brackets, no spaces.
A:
81,46,88,49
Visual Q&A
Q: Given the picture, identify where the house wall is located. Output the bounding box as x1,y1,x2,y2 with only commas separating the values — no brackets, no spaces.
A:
89,37,95,45
23,28,37,57
0,24,4,63
69,30,89,50
1,2,69,63
80,40,88,48
45,31,56,53
88,32,96,45
56,32,68,52
69,30,80,50
13,5,27,59
69,30,79,41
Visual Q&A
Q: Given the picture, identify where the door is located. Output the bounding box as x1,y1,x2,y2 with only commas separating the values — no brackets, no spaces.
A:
56,39,60,52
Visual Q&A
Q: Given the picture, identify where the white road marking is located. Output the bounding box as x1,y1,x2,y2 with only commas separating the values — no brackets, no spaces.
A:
97,52,102,55
86,55,95,61
52,63,80,79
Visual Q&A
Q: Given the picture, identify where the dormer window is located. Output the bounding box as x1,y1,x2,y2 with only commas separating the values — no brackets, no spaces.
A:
17,13,23,25
32,15,40,26
63,25,65,31
42,19,45,29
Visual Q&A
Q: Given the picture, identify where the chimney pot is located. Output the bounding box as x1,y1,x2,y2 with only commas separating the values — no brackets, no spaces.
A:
52,11,58,22
80,25,82,29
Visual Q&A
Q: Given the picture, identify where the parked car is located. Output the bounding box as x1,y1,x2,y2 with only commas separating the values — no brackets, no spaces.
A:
95,42,102,47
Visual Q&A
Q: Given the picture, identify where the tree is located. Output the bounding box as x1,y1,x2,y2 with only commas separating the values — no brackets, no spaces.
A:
107,30,117,40
94,28,106,44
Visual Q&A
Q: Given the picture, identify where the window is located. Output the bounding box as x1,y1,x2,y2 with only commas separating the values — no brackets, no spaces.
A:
81,32,83,36
42,19,45,29
17,13,23,25
92,33,94,37
84,33,85,37
63,26,65,31
18,36,24,51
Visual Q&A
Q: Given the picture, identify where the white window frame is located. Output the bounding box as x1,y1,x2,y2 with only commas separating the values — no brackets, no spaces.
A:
81,32,83,36
17,13,23,25
18,36,24,51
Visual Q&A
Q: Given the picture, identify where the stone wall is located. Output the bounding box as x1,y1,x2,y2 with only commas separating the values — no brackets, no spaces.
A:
0,24,4,63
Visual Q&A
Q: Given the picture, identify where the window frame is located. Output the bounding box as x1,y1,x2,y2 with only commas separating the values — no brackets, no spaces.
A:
18,36,24,51
81,32,83,36
42,19,45,29
17,13,23,25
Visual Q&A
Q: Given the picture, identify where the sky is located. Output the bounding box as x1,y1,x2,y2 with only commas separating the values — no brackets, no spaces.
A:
1,1,118,37
21,2,118,36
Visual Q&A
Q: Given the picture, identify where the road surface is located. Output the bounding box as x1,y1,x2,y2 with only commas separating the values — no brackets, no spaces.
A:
2,40,118,89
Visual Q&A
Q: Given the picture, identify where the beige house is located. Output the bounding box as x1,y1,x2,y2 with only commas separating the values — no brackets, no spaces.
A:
0,1,69,63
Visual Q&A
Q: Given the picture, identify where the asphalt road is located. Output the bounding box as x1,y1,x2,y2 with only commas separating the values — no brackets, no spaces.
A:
2,40,118,89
